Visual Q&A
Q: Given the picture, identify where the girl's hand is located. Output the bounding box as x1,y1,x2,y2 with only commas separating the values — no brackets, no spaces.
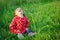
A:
17,30,20,33
25,28,29,30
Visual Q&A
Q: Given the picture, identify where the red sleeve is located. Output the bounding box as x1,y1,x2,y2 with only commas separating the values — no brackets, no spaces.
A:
9,17,19,34
25,17,29,28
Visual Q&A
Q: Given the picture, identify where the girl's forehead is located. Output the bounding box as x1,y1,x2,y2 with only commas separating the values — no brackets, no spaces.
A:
15,8,23,12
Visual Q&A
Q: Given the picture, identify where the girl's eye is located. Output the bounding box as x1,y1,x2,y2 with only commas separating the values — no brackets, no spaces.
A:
18,10,21,12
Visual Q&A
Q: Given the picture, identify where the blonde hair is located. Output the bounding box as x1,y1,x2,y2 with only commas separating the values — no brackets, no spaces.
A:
14,7,25,16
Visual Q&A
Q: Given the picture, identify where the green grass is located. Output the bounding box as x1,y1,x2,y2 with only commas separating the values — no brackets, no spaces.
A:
0,0,60,40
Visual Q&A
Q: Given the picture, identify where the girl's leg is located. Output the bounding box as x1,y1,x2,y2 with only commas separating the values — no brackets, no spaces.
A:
25,28,31,34
25,28,36,36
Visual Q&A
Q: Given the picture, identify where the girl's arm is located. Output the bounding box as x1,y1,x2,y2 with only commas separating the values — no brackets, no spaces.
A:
25,17,29,29
9,17,20,34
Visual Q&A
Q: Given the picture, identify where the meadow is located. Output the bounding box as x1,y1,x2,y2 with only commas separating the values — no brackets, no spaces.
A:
0,0,60,40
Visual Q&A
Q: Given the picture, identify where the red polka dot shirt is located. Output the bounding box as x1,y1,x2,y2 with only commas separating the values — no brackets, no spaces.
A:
9,15,28,34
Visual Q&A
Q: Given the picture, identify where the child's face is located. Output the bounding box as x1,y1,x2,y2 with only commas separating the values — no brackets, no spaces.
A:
15,8,23,15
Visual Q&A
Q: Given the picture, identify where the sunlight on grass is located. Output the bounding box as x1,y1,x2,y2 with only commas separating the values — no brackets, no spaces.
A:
0,0,60,40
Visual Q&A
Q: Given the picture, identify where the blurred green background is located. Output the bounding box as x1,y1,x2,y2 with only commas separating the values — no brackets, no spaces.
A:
0,0,60,40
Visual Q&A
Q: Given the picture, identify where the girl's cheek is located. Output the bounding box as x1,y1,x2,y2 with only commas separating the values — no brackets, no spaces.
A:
16,11,20,14
16,12,18,14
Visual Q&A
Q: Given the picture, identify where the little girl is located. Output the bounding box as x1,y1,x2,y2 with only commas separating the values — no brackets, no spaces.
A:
9,8,36,39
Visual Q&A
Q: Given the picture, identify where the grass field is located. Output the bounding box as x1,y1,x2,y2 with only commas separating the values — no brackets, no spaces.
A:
0,0,60,40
